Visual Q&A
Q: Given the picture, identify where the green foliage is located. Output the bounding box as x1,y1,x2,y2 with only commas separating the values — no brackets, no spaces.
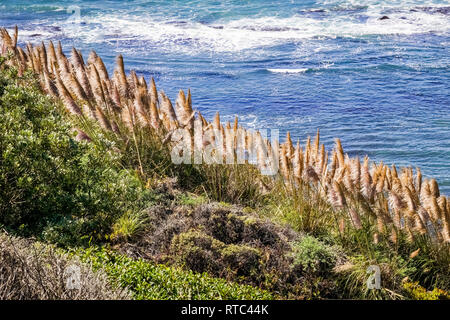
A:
0,67,154,246
110,210,149,242
176,192,208,206
403,236,450,291
265,181,334,236
402,281,449,300
221,244,263,277
192,163,267,207
170,229,264,279
76,247,273,300
170,229,226,274
291,236,337,274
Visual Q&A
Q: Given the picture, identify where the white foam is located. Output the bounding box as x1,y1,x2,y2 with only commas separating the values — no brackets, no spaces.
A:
13,28,55,40
267,68,308,73
19,0,450,54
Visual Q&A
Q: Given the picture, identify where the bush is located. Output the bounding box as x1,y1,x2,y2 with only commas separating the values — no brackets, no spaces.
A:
76,247,273,300
0,67,154,246
402,281,449,300
0,232,130,300
221,244,263,278
291,236,338,275
170,229,226,275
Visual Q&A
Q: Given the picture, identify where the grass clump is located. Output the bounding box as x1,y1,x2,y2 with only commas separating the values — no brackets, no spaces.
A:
110,210,149,242
176,192,208,206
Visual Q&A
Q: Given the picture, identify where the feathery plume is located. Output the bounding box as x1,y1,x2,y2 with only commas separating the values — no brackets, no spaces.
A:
39,41,48,73
150,77,158,105
351,156,361,192
285,132,294,158
330,181,346,208
429,179,440,198
150,100,161,129
349,208,362,229
373,233,380,244
305,136,311,166
74,128,92,142
95,54,109,81
313,129,320,160
115,54,129,97
13,25,18,49
390,228,398,244
47,40,57,69
54,70,83,116
316,144,326,177
415,167,422,194
95,106,112,131
361,156,374,202
43,69,58,97
335,138,345,169
280,144,290,180
88,64,107,107
159,91,177,121
409,248,420,259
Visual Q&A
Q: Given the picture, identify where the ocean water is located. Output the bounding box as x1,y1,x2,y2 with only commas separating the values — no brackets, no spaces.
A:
1,0,449,194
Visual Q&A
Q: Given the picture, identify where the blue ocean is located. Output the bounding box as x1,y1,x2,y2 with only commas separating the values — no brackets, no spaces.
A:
1,0,449,194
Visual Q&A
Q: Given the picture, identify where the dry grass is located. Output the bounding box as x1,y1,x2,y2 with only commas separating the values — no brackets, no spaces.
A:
0,232,130,300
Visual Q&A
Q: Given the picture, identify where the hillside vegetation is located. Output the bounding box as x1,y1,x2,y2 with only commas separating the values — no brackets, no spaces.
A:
0,27,448,300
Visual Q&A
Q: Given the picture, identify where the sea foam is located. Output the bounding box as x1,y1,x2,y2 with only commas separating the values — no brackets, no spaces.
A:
39,2,450,54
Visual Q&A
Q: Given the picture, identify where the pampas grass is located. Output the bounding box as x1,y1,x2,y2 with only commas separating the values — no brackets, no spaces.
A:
1,27,449,249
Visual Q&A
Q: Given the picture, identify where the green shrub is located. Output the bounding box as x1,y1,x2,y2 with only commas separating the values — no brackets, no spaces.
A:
291,236,337,274
170,229,226,274
170,229,265,280
221,244,263,278
76,247,273,300
0,67,154,246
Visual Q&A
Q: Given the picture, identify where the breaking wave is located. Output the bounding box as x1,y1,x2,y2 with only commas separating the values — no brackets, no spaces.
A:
22,1,449,54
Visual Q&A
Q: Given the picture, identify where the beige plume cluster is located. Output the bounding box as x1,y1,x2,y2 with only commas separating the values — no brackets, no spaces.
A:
1,27,449,244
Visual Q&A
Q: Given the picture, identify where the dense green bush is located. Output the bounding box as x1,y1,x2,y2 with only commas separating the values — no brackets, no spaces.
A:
290,236,338,275
76,247,273,300
0,66,154,246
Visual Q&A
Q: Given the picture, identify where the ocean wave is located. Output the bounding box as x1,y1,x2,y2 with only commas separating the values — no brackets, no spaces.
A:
6,1,450,55
47,5,448,54
267,68,309,74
